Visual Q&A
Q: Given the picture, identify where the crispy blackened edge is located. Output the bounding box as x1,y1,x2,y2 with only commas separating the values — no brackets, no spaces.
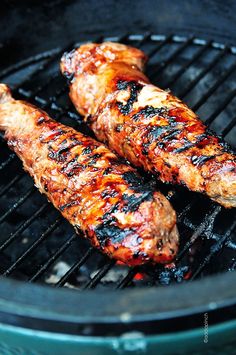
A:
132,105,168,121
116,80,143,115
94,170,156,248
61,49,76,83
95,222,137,248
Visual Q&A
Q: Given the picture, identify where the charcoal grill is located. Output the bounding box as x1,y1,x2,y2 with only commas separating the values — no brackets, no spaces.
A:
0,17,236,355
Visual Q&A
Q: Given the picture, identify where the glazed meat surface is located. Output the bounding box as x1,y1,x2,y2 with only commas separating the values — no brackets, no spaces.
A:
61,42,236,208
0,84,178,265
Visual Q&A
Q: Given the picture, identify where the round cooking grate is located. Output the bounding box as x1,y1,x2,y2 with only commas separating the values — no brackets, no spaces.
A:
0,33,235,292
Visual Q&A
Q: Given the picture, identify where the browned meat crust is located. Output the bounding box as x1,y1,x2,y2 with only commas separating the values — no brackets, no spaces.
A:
61,42,236,208
0,84,178,265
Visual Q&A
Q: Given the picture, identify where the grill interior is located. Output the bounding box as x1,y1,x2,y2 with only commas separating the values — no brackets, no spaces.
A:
0,34,235,291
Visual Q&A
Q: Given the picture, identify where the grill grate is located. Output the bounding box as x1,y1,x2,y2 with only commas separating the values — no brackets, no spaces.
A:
0,34,235,290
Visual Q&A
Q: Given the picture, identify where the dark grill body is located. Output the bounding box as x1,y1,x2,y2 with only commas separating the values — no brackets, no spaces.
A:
0,1,236,353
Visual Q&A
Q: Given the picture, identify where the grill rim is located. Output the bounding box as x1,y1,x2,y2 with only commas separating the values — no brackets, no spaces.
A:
0,271,235,335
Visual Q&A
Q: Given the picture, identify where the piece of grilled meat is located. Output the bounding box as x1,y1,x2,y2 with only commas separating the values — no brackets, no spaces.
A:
61,42,236,208
0,84,178,265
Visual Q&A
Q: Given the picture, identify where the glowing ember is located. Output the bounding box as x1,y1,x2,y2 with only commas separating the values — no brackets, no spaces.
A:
134,272,145,281
184,271,192,280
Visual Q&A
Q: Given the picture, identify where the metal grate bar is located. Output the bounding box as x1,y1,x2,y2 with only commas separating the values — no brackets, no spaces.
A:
179,46,228,99
166,40,212,88
176,206,221,261
29,233,77,282
17,37,105,110
0,154,15,171
116,267,138,289
30,72,64,99
0,49,60,80
0,202,49,252
177,196,199,220
147,34,172,59
190,222,236,280
221,116,236,137
205,88,236,125
226,240,236,250
181,216,236,252
133,33,151,48
24,36,106,100
3,218,62,276
55,247,95,287
116,34,130,45
33,83,68,108
0,172,25,197
149,36,194,76
192,62,236,111
83,259,116,289
0,186,35,224
14,42,76,93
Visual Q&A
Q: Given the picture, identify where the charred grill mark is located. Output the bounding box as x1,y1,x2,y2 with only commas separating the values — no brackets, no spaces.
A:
142,142,151,155
132,105,168,121
173,141,196,154
37,116,47,125
40,128,65,144
87,153,101,166
148,125,177,141
156,239,163,251
48,142,78,163
103,167,113,176
96,194,137,246
191,155,216,167
122,171,140,185
122,171,155,195
172,134,207,153
116,80,143,115
162,129,182,142
47,132,85,164
71,136,83,144
122,191,153,212
48,149,67,163
157,142,166,150
122,171,145,193
95,221,136,248
60,150,102,177
57,141,79,156
164,161,171,168
61,157,84,177
102,203,120,220
101,189,118,198
82,146,92,155
115,124,123,132
145,114,181,144
59,200,80,212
